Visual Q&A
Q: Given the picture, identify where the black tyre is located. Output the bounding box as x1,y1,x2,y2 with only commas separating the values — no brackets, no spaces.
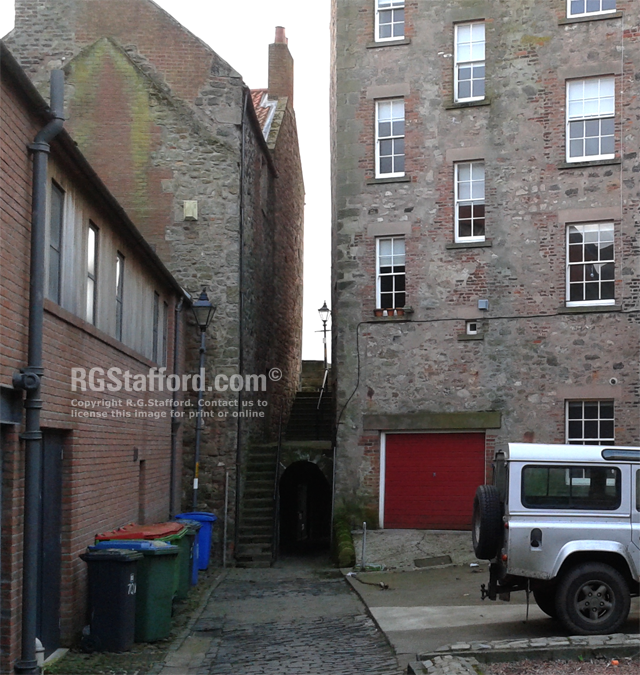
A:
471,485,502,560
556,562,630,635
532,585,558,619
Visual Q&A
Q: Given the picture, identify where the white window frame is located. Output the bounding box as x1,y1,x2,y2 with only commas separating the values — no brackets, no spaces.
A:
566,77,615,163
566,222,615,306
375,99,405,178
454,161,485,243
115,252,125,341
375,0,405,42
86,222,98,325
48,181,65,304
566,400,615,445
376,236,406,310
454,22,486,103
567,0,616,18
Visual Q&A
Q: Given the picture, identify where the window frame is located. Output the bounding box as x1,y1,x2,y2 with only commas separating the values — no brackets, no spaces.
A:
454,161,486,243
567,0,616,19
566,77,615,163
376,236,406,310
152,291,160,363
48,181,65,304
375,0,405,43
375,99,406,179
115,252,125,342
162,300,169,367
454,21,486,103
566,222,615,306
86,222,99,325
565,400,615,445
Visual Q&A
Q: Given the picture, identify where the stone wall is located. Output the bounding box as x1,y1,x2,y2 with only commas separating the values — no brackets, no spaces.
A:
331,0,639,511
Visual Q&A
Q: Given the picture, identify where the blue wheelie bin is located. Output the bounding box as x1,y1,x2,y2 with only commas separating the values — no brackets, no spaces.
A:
175,512,217,570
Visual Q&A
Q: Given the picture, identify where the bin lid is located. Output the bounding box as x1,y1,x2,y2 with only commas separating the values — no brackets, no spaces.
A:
90,541,179,556
173,518,202,531
80,548,143,562
175,512,217,523
95,522,185,541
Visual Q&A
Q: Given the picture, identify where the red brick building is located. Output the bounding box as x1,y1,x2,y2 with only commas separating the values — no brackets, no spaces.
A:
0,42,187,670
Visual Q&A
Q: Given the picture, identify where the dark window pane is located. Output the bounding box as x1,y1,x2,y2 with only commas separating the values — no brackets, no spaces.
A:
584,402,599,419
474,219,485,236
48,249,60,302
395,9,404,21
380,292,393,308
459,221,472,238
379,265,391,274
600,243,613,261
601,281,615,299
601,136,614,155
393,22,404,37
569,121,584,139
570,139,583,157
379,124,391,139
584,420,599,438
458,81,471,99
600,402,614,419
601,118,615,135
571,0,585,13
395,275,405,292
458,67,471,80
586,0,600,11
473,79,485,97
569,229,583,244
601,262,614,280
570,284,584,302
394,156,405,173
585,281,600,300
381,277,393,292
459,204,472,219
569,244,584,262
380,157,392,174
380,25,392,38
392,121,405,136
473,204,485,218
585,138,599,155
570,265,584,282
394,138,405,154
602,0,616,9
396,292,406,308
474,65,485,78
568,402,583,419
600,421,614,439
379,10,392,22
392,265,405,273
568,421,582,438
585,119,599,137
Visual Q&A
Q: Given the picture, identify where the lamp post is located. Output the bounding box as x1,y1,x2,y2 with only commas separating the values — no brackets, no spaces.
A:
191,288,216,509
318,301,331,372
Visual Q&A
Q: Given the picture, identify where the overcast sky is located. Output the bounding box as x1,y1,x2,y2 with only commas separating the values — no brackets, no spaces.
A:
0,0,332,362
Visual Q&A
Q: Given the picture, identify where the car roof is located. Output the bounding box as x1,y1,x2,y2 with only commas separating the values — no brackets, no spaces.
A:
505,443,640,463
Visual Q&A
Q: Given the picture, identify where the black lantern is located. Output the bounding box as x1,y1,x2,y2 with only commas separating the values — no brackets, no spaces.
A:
191,288,216,330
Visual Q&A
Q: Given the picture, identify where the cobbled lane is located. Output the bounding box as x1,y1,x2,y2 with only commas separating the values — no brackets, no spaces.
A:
190,559,403,675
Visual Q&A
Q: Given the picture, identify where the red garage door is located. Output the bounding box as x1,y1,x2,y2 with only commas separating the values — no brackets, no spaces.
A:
384,432,485,530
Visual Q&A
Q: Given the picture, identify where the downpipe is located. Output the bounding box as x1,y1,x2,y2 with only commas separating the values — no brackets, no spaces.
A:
13,70,65,675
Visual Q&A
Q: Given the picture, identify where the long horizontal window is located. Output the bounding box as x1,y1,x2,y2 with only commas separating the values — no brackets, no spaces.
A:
522,465,621,510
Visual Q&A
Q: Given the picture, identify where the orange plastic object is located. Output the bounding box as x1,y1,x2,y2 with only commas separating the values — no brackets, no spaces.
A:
95,522,184,541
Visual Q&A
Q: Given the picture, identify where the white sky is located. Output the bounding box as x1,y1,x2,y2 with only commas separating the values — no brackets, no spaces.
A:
0,0,331,362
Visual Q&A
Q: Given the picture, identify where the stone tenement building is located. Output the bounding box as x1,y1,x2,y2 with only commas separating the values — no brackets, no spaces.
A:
331,0,639,529
6,1,304,561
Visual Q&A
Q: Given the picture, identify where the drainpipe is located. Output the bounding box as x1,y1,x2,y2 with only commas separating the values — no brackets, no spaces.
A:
12,70,65,675
169,296,184,517
233,89,248,559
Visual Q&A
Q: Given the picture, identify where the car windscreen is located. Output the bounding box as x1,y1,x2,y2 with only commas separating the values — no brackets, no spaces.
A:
522,465,621,510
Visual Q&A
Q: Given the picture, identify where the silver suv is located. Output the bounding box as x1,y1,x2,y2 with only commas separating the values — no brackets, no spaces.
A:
472,443,640,634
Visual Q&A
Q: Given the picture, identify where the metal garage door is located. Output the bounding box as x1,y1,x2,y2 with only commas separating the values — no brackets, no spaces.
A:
383,432,485,530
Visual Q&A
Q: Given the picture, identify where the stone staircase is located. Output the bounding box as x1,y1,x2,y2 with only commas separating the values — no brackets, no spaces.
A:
235,387,333,567
235,443,278,567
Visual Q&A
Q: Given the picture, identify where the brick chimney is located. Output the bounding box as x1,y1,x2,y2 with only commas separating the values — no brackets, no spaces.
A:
268,26,294,107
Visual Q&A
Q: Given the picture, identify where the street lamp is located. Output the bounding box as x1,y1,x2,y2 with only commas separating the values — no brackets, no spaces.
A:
318,301,331,372
191,288,216,509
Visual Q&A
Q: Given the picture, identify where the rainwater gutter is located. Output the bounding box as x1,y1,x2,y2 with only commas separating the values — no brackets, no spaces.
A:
12,69,65,675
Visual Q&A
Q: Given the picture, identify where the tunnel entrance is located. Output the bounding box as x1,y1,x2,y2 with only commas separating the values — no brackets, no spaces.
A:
279,461,331,553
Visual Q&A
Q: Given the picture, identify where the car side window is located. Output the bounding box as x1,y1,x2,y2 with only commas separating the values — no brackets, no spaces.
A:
522,465,621,510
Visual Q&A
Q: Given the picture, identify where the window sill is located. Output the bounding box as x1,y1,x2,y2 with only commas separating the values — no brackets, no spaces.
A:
559,11,622,25
446,239,492,250
367,175,412,185
445,99,491,111
558,158,621,169
367,38,411,48
457,333,484,341
557,304,621,314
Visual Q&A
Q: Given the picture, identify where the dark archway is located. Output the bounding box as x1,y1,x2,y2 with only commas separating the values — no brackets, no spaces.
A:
279,461,331,553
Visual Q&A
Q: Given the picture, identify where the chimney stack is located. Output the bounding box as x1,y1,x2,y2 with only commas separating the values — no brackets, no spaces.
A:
268,26,294,107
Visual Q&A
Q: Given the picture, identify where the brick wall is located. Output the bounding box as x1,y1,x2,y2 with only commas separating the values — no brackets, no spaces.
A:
331,0,640,514
0,54,185,670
